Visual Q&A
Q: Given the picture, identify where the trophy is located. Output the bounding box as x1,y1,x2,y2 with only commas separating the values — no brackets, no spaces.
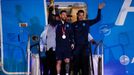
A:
50,0,54,6
49,0,55,14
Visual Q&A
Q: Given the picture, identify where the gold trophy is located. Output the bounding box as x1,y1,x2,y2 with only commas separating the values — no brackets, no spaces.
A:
50,0,54,6
49,0,55,14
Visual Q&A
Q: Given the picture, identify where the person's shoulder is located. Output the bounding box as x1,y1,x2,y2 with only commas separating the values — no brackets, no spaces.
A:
56,20,62,23
76,20,87,24
45,24,52,29
66,21,72,25
56,22,61,28
72,21,78,25
73,21,77,23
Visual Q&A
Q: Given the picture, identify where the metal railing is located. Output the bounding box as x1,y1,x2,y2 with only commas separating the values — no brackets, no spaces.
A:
90,40,104,75
0,37,31,75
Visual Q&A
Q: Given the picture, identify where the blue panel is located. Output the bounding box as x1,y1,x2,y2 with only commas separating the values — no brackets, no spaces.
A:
90,0,134,75
1,0,45,74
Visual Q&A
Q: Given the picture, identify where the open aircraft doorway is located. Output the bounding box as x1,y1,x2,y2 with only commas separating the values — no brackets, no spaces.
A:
46,2,87,23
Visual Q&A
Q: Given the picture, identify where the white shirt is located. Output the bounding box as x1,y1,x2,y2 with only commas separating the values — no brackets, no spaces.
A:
40,25,56,52
88,33,94,42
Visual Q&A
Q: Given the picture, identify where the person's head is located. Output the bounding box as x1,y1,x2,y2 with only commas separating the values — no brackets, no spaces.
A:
67,15,72,22
77,10,85,21
60,10,67,21
54,14,60,21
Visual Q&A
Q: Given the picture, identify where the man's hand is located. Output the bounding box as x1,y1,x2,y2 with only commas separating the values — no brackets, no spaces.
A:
49,5,54,12
91,39,97,45
99,2,105,9
0,62,2,66
40,44,47,52
49,3,53,7
71,44,75,49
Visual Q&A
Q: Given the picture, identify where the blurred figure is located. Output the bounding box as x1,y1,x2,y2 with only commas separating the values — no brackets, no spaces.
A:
67,15,72,23
39,5,58,75
40,23,57,75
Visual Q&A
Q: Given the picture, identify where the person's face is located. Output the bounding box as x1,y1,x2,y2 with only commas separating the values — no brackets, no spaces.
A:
55,16,60,21
60,12,67,21
67,17,72,22
77,12,84,21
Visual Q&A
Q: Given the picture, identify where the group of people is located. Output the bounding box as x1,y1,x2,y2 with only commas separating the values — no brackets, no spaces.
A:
40,2,105,75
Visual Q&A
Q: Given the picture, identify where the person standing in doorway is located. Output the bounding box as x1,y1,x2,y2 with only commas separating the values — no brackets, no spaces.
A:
72,3,105,75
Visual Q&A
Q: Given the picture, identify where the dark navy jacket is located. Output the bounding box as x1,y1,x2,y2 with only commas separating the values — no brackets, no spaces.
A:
72,9,101,45
56,21,74,48
48,7,74,50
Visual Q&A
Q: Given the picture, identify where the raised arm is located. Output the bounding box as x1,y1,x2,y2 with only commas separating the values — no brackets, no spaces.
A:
87,2,105,26
48,5,55,24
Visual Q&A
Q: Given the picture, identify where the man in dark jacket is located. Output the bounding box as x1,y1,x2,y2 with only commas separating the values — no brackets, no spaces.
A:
72,3,105,75
49,5,74,75
56,10,74,75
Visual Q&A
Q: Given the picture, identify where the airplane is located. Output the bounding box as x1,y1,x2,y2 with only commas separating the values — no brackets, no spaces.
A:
0,0,134,75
